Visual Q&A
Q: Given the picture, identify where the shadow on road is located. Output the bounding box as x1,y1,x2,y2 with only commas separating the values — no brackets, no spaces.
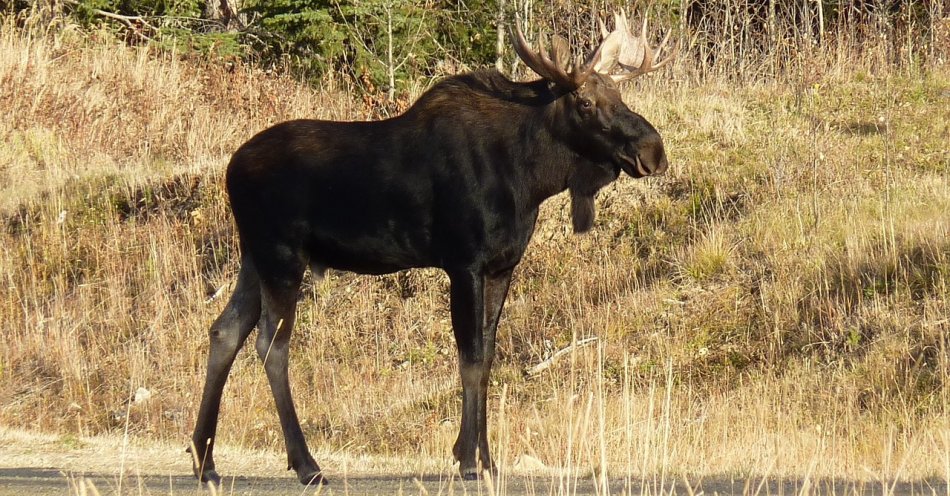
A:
0,467,946,495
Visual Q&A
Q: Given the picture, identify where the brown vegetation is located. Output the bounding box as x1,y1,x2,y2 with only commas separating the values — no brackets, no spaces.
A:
1,8,949,489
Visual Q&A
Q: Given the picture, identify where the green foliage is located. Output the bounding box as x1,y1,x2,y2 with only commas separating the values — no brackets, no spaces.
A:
73,0,202,20
243,0,499,91
65,0,246,61
154,28,245,59
242,0,345,73
431,0,496,67
49,0,503,92
12,0,949,94
337,0,437,88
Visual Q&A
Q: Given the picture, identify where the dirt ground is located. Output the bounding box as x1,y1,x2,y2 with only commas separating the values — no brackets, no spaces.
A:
0,429,946,495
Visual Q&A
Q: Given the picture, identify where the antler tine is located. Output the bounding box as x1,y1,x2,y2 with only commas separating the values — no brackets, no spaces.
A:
539,34,578,83
651,31,678,72
638,18,654,74
510,22,577,89
577,42,603,80
656,29,672,60
550,35,571,71
594,14,621,74
641,24,674,70
609,12,677,83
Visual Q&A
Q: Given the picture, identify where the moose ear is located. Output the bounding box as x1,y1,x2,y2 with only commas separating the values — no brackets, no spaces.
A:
570,192,596,233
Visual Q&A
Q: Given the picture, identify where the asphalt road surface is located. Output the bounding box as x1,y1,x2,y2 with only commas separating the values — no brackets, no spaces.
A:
2,467,948,495
1,429,946,495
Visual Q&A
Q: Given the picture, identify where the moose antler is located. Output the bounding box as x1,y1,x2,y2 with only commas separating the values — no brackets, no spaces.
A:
511,21,602,90
595,11,677,83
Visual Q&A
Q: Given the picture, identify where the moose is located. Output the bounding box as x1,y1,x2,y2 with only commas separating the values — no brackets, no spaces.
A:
190,14,674,485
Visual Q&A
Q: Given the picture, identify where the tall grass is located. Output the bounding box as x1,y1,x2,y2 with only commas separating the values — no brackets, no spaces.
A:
0,6,948,489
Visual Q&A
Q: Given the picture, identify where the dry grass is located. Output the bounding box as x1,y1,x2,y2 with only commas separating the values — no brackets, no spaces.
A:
1,12,949,494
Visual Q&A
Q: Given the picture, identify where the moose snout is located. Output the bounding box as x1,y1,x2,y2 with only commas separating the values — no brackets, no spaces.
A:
637,133,668,176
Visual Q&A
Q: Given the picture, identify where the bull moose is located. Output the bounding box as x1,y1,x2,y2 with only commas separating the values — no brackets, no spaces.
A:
190,14,674,485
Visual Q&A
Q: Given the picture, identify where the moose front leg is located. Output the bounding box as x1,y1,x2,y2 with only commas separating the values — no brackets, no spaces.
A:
449,268,514,479
476,268,514,471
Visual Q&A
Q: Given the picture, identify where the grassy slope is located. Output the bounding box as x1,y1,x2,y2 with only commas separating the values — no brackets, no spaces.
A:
1,21,949,482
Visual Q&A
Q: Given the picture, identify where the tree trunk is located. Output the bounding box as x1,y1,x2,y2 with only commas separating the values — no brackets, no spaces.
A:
496,0,506,71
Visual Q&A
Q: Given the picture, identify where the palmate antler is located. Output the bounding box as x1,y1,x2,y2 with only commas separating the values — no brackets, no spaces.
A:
594,11,677,83
510,21,603,90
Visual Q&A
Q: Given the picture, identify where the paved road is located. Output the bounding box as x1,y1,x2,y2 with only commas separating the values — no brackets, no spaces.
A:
1,467,947,495
1,430,946,495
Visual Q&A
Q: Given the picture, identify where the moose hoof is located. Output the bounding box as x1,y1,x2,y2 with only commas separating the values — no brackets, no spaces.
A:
459,466,495,481
299,470,327,486
459,461,498,481
197,468,221,486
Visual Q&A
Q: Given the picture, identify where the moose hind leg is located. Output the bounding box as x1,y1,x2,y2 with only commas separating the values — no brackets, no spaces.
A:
191,258,262,484
255,278,325,486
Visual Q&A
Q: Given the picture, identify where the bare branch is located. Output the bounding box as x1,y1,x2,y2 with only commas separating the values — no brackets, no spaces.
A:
524,337,599,377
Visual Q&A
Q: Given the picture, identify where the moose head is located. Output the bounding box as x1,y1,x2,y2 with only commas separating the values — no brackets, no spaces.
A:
510,13,675,231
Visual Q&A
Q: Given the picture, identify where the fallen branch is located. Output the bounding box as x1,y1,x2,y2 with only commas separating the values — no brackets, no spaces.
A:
524,336,599,378
63,0,157,42
204,284,227,304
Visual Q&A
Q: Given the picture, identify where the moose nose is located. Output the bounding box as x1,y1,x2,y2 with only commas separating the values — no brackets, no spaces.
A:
653,151,669,174
639,134,668,176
